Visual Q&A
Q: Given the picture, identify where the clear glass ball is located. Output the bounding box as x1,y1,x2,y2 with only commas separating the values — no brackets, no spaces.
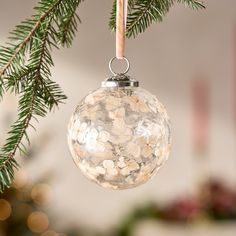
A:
67,86,171,190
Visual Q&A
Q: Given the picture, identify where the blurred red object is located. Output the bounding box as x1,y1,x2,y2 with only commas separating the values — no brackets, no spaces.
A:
161,180,236,222
192,79,209,155
206,180,236,219
162,197,201,222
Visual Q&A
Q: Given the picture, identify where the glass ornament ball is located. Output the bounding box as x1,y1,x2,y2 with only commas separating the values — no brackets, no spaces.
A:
67,76,171,190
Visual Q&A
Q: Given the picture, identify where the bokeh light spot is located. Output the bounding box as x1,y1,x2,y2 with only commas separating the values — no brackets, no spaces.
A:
0,199,12,221
27,211,49,233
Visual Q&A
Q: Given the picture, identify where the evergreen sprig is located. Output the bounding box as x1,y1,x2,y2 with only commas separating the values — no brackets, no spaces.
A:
0,0,83,192
0,0,204,192
109,0,205,38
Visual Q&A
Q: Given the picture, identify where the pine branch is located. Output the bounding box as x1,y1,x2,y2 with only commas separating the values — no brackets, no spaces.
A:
109,0,205,38
177,0,205,9
0,84,38,191
0,0,82,192
127,0,174,38
0,158,18,191
27,18,67,109
57,0,82,47
0,0,62,80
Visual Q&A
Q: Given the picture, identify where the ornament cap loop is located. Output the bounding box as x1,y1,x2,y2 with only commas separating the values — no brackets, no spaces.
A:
109,56,130,75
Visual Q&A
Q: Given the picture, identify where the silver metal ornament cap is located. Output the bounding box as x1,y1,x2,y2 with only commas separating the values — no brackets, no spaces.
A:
101,74,139,88
102,56,139,88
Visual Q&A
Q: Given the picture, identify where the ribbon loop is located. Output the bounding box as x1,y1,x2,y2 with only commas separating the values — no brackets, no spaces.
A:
116,0,128,59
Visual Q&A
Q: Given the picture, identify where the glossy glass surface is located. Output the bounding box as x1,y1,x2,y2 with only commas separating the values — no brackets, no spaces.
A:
68,87,171,189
